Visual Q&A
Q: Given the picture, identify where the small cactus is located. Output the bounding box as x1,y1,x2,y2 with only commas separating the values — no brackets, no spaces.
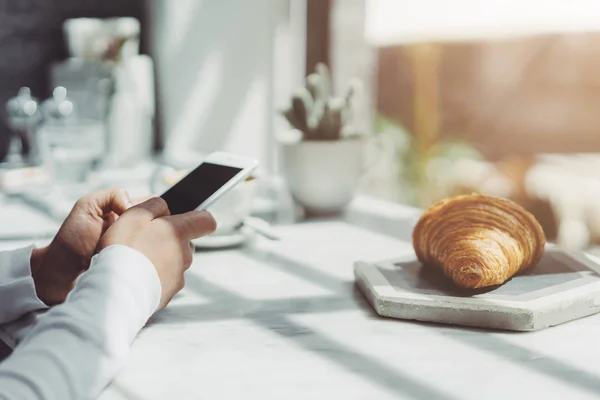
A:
281,63,362,141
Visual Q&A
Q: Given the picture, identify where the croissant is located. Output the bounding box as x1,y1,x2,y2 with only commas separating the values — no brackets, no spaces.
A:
412,194,546,289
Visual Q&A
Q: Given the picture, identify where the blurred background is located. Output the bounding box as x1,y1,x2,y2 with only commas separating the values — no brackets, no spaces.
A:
1,0,600,252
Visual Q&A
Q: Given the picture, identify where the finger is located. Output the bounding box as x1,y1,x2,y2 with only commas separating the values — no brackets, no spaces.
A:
183,242,194,269
102,212,118,234
79,187,133,216
163,210,217,240
121,197,171,222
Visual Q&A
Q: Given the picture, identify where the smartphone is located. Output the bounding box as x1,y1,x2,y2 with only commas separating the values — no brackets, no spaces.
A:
160,151,259,215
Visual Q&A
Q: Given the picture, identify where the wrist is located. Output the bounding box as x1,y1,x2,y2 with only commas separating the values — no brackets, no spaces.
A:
30,246,49,304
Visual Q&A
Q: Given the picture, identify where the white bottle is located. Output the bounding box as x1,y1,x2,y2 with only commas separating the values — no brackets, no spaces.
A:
106,55,155,167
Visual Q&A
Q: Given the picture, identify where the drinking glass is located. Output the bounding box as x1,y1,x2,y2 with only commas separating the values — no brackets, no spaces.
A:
37,119,105,200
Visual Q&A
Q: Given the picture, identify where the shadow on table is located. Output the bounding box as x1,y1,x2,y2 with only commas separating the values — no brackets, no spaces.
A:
241,247,350,294
166,273,461,400
434,323,600,395
160,245,600,398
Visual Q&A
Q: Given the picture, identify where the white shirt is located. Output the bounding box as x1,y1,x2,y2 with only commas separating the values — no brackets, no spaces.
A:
0,245,161,400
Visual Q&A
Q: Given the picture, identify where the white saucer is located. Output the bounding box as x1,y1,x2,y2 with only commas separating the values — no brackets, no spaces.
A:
192,227,254,250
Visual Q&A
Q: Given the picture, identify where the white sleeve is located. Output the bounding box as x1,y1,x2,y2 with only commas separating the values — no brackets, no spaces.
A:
0,246,47,325
0,245,161,400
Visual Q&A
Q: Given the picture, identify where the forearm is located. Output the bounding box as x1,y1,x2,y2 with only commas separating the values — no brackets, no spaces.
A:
0,245,160,400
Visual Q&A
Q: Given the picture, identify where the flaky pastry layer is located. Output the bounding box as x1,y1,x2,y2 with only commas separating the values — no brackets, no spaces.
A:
412,194,546,288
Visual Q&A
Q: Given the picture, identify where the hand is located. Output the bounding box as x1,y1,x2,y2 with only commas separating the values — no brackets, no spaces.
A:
98,197,216,310
30,187,133,305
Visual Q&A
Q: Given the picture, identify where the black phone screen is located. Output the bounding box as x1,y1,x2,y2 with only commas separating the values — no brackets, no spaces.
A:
160,162,243,215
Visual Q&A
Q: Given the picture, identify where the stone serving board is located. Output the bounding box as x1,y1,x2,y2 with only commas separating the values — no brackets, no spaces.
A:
354,247,600,331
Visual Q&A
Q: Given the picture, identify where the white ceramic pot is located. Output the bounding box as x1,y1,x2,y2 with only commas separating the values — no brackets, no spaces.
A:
280,138,365,214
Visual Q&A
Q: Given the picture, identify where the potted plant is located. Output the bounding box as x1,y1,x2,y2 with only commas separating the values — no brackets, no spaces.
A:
278,63,365,214
373,115,485,207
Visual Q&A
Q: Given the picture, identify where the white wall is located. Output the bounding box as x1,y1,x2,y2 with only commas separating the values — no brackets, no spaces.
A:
331,0,375,135
147,0,305,172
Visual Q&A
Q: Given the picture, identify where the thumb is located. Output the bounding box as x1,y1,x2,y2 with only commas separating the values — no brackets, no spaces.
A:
163,210,217,240
120,197,171,222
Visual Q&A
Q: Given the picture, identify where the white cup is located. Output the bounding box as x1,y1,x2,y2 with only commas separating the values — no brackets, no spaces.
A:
207,177,257,236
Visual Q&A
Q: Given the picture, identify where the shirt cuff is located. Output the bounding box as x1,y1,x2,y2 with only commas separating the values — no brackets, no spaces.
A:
65,245,162,345
0,246,47,325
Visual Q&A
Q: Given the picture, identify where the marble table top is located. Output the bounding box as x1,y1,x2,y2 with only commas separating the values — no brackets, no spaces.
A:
3,195,600,399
